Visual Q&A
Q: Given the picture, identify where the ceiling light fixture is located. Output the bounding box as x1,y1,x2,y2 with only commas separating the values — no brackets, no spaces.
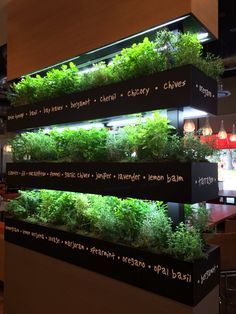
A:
197,32,209,42
183,108,208,119
107,117,143,127
43,122,104,133
87,15,190,55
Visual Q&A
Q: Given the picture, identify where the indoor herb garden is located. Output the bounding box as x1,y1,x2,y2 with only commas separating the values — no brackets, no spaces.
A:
5,28,220,306
9,111,214,163
6,190,210,263
6,110,218,203
7,30,221,132
8,30,224,107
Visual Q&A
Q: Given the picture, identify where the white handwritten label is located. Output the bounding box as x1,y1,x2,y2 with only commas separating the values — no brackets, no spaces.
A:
64,172,76,178
77,172,90,179
7,168,189,186
163,80,186,90
14,113,25,120
90,246,116,260
166,174,184,183
31,231,45,240
28,171,47,177
95,172,112,180
172,269,191,283
51,105,63,112
5,226,20,233
122,256,146,268
50,171,61,177
117,173,141,182
154,264,191,283
29,109,38,116
8,115,15,121
100,93,116,102
70,98,91,109
196,176,214,186
48,236,61,244
148,174,165,181
127,87,150,97
199,264,218,285
43,107,51,114
154,264,169,276
196,84,213,98
6,223,218,291
8,171,19,176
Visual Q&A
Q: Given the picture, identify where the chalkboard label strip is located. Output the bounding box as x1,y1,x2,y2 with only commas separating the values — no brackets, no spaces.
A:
6,161,218,203
7,65,217,131
5,217,220,306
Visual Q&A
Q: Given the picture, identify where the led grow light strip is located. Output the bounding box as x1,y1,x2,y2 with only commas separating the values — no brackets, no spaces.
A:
22,15,196,78
86,15,190,55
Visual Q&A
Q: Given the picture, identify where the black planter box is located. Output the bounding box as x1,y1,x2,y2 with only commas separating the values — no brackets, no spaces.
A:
6,161,218,203
6,65,217,131
4,217,220,306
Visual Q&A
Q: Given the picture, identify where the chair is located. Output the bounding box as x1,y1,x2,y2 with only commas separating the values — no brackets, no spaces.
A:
205,232,236,313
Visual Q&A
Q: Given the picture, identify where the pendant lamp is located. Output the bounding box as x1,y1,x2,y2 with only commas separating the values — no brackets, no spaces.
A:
218,120,227,139
202,117,213,136
183,119,195,133
230,124,236,142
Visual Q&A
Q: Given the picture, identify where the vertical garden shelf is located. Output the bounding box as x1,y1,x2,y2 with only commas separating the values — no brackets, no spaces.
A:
7,65,217,131
5,64,219,308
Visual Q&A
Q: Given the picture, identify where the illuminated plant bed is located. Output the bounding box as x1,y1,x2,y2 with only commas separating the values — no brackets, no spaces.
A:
7,65,217,131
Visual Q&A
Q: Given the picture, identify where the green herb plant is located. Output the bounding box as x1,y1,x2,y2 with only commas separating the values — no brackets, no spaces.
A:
50,127,108,162
164,133,215,162
10,113,214,163
6,190,209,262
184,203,210,233
167,222,207,262
10,131,57,162
8,30,224,107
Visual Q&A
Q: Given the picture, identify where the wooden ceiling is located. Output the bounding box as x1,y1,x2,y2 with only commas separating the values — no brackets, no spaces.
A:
0,0,11,46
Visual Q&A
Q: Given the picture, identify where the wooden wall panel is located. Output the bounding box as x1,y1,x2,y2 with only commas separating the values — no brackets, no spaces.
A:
0,0,9,46
7,0,217,80
5,243,219,314
192,0,218,38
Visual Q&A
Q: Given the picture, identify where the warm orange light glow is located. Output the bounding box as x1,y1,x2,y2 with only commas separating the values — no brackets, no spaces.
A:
183,119,195,133
202,117,213,136
218,120,227,139
230,124,236,142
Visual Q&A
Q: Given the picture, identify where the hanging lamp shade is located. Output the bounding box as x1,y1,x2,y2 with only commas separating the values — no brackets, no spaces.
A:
218,120,227,139
230,124,236,142
183,119,195,133
3,144,12,153
202,117,213,136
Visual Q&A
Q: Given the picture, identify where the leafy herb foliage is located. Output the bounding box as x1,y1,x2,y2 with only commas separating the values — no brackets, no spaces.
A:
10,111,214,163
8,30,224,107
6,190,208,262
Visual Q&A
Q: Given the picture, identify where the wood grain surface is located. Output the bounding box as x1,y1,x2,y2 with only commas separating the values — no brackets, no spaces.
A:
7,0,218,80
